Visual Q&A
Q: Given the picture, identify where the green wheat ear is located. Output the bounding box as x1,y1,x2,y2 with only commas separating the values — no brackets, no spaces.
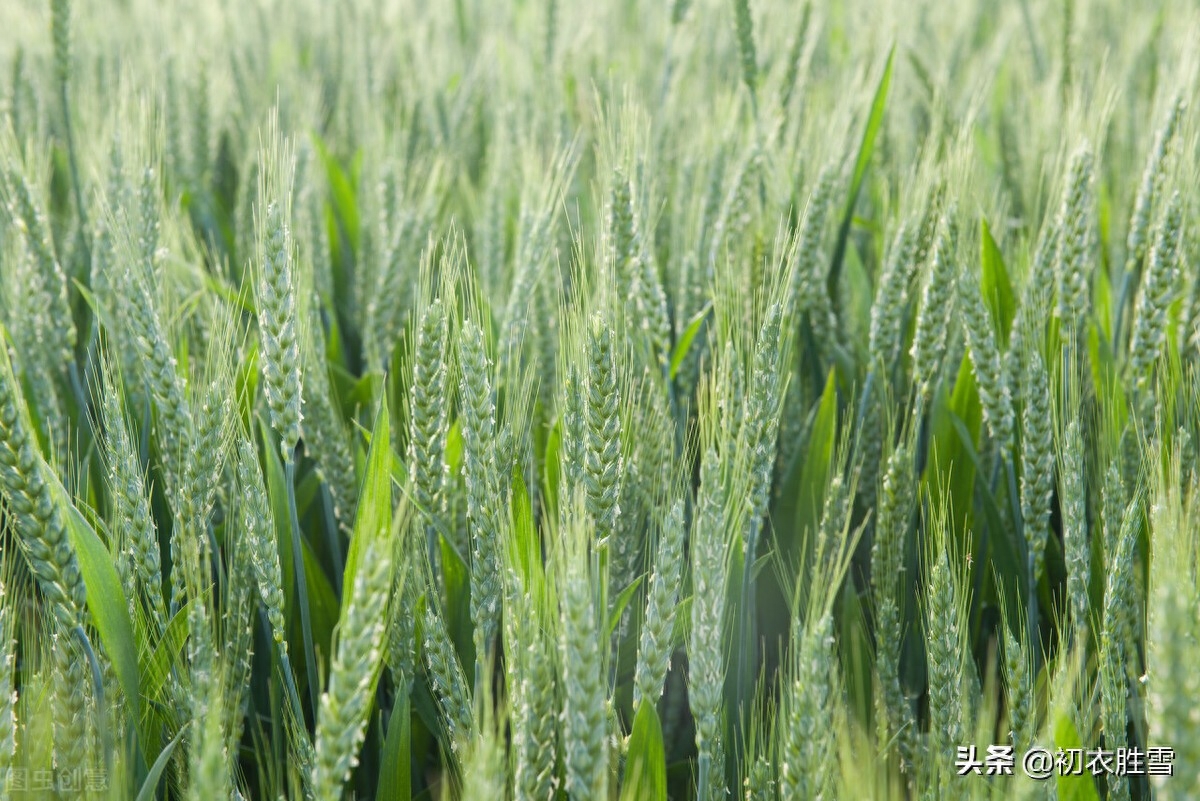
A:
253,122,303,461
0,330,87,628
0,564,17,756
312,538,396,800
583,314,622,549
634,499,685,708
1019,344,1053,584
1129,192,1183,390
731,0,759,107
1054,143,1096,337
460,315,503,666
690,444,729,801
557,502,607,801
959,262,1014,451
911,212,958,406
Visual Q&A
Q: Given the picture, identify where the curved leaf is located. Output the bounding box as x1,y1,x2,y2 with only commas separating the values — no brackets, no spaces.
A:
621,700,667,801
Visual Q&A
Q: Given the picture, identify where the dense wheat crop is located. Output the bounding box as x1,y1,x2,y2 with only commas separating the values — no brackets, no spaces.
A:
0,0,1198,798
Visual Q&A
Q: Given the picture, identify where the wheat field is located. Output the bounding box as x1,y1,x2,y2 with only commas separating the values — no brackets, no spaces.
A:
0,0,1197,798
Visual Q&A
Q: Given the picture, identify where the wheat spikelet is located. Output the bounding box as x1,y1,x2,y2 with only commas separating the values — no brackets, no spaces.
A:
312,540,395,799
254,132,303,461
1054,144,1096,335
911,213,958,405
925,547,965,768
459,317,503,662
742,302,785,530
51,625,90,776
869,223,916,369
1145,459,1200,793
0,579,16,785
1129,192,1183,389
385,573,417,699
1020,345,1054,583
97,354,166,632
301,312,359,533
409,294,451,547
634,499,685,707
558,507,606,800
4,166,76,367
584,315,623,551
422,572,473,751
0,336,86,627
779,613,838,799
235,438,286,648
1125,99,1183,278
690,447,729,801
959,263,1014,451
1059,420,1089,640
1002,621,1034,752
731,0,758,104
508,582,558,801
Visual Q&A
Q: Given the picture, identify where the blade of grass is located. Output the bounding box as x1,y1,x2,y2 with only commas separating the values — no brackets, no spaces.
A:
621,700,667,801
343,401,392,611
379,688,412,801
135,723,189,801
828,45,895,314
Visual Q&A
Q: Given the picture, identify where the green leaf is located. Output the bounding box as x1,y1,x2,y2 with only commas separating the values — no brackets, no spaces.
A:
143,600,193,703
444,418,464,477
440,523,472,659
829,45,894,305
301,535,340,665
1086,322,1127,435
839,582,875,726
135,723,189,801
509,465,541,595
1094,255,1114,345
343,401,392,612
234,345,260,435
607,577,644,641
1054,714,1102,801
621,700,667,801
379,691,412,801
926,355,982,542
313,133,360,254
980,218,1016,344
669,302,711,380
542,419,562,520
944,408,1022,616
64,505,141,732
792,368,838,555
